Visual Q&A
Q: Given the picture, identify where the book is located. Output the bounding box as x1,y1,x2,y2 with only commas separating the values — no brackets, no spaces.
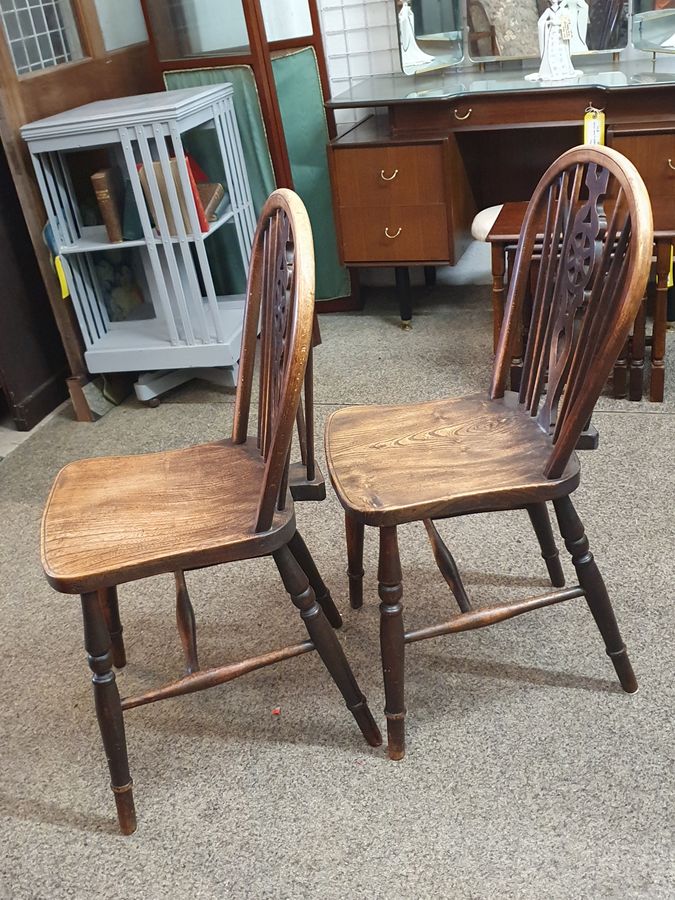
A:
197,182,225,222
122,178,143,241
91,167,124,243
138,157,210,235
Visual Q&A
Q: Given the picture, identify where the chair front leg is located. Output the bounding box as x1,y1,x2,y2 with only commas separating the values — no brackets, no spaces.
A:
345,512,365,610
526,504,565,588
378,526,406,760
273,544,381,748
81,591,136,835
553,496,637,694
288,530,342,629
98,586,126,669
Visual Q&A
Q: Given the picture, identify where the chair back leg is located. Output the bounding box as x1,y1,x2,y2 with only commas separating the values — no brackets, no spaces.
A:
288,530,342,629
345,512,365,610
98,587,126,669
553,496,638,693
175,571,199,675
273,544,382,748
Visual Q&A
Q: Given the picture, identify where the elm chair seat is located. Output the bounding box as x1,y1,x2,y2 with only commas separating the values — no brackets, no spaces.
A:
326,392,579,527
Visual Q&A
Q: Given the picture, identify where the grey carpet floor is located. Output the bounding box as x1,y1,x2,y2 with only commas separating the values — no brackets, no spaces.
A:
1,284,674,899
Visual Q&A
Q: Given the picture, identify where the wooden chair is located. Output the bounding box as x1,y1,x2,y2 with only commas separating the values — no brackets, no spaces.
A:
324,146,653,760
41,190,381,834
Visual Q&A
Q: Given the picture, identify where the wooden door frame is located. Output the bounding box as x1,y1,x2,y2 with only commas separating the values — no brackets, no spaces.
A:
139,0,336,189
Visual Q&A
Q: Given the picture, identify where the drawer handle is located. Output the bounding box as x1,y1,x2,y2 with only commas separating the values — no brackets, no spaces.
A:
454,107,472,120
381,168,399,181
385,227,402,239
668,159,675,171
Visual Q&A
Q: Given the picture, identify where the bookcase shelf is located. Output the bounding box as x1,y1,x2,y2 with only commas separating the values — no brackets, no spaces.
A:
58,203,235,255
22,85,255,399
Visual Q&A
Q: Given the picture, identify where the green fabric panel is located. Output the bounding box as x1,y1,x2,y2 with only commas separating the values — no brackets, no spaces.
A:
164,66,275,295
271,48,350,301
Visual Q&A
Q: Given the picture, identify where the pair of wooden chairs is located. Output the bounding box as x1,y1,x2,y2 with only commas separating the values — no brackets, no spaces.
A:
42,146,652,833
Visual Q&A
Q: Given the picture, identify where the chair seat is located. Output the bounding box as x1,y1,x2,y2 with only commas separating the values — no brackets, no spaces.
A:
325,391,580,527
41,439,296,593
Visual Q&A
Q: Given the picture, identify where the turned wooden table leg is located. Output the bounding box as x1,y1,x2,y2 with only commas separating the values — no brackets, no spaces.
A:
81,591,136,835
378,526,406,760
345,512,365,610
490,242,506,354
651,238,670,402
629,296,646,401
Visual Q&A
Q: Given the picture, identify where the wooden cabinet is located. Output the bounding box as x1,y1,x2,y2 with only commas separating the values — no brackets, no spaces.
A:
329,119,473,267
607,128,675,231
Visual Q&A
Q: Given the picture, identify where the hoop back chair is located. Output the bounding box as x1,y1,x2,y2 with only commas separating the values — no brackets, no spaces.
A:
41,190,381,835
325,146,653,760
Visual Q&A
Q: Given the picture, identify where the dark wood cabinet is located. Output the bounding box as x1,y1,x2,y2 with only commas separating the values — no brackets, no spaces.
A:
0,144,68,430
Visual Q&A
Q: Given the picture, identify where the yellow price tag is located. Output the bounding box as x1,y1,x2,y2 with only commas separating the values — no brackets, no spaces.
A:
54,255,69,299
583,107,605,146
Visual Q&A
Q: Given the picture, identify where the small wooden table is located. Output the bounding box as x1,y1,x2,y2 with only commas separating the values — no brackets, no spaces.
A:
487,201,673,402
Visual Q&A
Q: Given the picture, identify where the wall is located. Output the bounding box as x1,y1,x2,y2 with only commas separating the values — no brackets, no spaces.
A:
318,0,400,125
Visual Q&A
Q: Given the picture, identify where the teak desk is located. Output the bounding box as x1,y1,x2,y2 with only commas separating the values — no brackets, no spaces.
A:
326,59,675,333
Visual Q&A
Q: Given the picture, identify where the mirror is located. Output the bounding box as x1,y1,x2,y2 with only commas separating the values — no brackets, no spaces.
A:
395,0,463,75
468,0,629,62
633,0,675,54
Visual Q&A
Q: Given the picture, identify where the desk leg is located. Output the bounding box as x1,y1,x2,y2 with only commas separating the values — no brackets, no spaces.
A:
491,243,506,353
424,266,436,287
629,297,646,402
395,266,412,329
651,239,670,402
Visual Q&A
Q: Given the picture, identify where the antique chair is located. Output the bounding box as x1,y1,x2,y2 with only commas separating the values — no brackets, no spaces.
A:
41,190,381,834
324,146,653,760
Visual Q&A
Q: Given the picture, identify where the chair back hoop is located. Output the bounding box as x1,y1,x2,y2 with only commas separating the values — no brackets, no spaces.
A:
490,145,653,479
232,189,316,531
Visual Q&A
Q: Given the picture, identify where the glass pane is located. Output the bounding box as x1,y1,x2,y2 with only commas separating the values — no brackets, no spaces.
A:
396,0,463,74
145,0,250,61
633,0,675,53
0,0,83,75
260,0,312,42
93,0,148,51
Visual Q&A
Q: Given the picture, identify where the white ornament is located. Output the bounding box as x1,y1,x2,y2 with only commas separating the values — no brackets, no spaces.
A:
399,0,436,74
525,0,583,83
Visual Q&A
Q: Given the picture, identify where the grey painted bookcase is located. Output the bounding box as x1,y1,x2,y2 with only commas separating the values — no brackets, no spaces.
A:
22,84,256,402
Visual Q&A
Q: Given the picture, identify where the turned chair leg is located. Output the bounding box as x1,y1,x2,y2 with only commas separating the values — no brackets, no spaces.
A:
98,587,126,669
81,591,136,835
273,544,381,748
526,504,565,588
345,512,365,610
288,530,342,629
378,526,406,760
175,571,199,674
553,496,638,693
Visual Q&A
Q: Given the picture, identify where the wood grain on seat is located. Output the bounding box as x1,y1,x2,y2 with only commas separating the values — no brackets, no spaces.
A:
326,391,579,526
41,439,296,594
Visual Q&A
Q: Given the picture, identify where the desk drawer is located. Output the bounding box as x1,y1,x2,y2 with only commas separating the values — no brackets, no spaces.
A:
339,204,450,263
333,144,445,207
610,132,675,231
